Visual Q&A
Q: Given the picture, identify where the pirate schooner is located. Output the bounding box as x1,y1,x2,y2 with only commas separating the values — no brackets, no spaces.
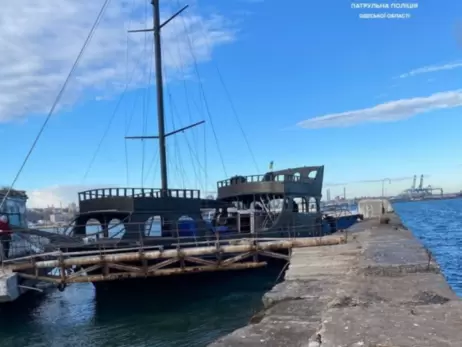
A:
1,0,358,294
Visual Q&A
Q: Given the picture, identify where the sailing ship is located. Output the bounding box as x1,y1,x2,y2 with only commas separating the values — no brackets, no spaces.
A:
63,1,335,247
0,1,361,292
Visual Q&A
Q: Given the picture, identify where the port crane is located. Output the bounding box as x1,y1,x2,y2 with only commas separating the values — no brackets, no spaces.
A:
324,176,422,187
324,174,444,201
399,174,443,198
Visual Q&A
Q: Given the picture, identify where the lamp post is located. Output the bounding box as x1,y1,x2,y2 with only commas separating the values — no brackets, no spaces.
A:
381,178,391,197
380,178,392,216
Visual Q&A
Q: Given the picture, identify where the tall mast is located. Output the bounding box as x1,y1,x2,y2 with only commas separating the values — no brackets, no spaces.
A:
152,0,168,193
125,1,204,194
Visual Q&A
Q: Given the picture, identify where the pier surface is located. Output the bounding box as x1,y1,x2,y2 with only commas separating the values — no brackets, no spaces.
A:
210,210,462,346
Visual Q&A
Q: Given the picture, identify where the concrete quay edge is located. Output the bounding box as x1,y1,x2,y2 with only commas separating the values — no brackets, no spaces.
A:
209,207,462,347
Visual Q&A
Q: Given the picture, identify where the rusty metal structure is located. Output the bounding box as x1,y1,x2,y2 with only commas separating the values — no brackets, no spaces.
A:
3,230,346,289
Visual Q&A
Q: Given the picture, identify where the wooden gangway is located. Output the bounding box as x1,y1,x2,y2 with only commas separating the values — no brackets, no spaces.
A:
1,222,347,288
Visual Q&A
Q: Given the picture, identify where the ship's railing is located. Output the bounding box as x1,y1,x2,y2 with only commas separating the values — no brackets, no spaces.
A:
217,173,314,188
1,220,346,284
1,215,324,254
0,213,336,260
0,214,356,288
78,188,201,201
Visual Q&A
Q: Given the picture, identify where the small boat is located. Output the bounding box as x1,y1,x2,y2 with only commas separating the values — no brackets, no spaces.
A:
321,201,363,233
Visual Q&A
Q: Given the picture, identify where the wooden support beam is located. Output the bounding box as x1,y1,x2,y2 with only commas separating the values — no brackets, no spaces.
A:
184,256,216,266
108,263,143,273
67,264,101,279
258,250,290,261
17,273,61,284
221,252,254,266
147,257,179,272
66,262,268,283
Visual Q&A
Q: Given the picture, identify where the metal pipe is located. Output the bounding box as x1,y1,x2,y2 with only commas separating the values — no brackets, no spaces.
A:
19,262,268,283
18,284,43,293
10,236,346,270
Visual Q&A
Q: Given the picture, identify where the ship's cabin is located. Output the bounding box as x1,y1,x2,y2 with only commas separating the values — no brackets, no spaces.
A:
212,166,324,234
0,189,28,229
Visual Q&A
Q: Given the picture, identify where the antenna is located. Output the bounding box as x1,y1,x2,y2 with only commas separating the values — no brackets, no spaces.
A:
126,1,204,196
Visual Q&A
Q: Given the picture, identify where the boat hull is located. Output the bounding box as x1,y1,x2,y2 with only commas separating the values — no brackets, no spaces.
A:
334,214,363,230
91,259,287,294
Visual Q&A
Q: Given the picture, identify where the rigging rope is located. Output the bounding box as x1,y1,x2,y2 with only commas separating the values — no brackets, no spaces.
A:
177,9,228,178
157,46,187,189
0,0,111,210
81,42,147,183
158,38,205,191
213,67,260,172
143,150,159,186
197,20,262,196
162,47,199,190
167,91,188,188
179,1,260,175
169,96,205,189
142,47,154,186
172,29,199,148
124,87,143,185
124,0,138,186
190,4,260,173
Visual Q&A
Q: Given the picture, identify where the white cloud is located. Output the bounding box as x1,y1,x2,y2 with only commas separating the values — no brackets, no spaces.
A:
27,184,117,208
297,89,462,129
0,0,234,122
399,61,462,78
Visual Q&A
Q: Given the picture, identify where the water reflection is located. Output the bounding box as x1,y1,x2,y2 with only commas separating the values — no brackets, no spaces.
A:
0,263,285,347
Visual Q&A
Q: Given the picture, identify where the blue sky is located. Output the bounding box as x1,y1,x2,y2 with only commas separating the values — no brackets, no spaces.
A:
1,0,461,207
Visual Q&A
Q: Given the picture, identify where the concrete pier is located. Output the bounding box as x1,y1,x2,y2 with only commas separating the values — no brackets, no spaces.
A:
0,270,20,303
210,203,462,346
0,235,51,303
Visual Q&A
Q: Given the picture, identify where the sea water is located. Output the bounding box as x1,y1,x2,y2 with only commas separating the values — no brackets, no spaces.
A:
393,199,462,295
